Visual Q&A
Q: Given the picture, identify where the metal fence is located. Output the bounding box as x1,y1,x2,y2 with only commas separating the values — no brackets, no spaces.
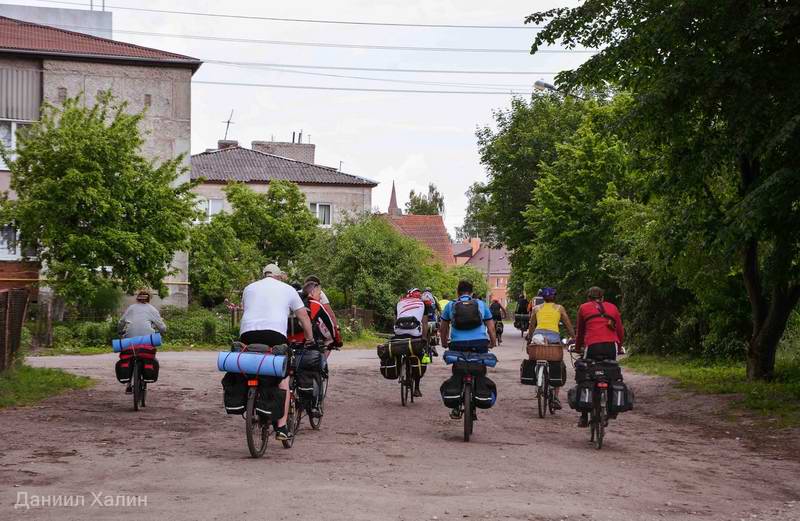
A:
0,288,30,372
335,306,375,330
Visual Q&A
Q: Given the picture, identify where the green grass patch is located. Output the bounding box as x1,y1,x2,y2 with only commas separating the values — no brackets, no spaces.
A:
623,353,800,427
34,341,223,356
0,365,94,408
342,329,385,350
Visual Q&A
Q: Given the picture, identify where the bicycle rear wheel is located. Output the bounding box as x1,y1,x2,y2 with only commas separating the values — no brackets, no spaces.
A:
309,373,326,430
245,388,269,458
592,395,605,450
140,380,147,409
132,362,140,412
463,384,473,442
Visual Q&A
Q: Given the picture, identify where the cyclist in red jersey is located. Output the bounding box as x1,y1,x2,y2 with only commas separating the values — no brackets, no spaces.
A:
574,286,625,427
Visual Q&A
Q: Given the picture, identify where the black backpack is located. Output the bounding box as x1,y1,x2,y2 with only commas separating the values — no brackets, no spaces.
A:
452,299,483,330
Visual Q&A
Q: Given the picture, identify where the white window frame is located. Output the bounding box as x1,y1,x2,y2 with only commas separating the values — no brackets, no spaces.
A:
194,198,225,224
0,224,34,261
309,202,333,227
0,119,33,170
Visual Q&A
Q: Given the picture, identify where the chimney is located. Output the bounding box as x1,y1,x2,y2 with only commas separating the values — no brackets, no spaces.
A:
217,140,238,150
470,237,481,256
251,140,315,164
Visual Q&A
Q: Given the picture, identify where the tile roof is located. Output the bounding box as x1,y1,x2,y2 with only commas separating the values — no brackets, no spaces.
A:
452,242,474,257
466,246,511,275
191,146,377,187
385,214,455,265
0,16,201,70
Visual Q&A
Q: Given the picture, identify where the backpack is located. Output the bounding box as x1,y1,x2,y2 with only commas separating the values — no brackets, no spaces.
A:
452,299,483,330
583,302,617,332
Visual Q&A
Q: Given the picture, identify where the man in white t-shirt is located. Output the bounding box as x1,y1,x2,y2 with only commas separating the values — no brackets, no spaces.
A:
240,263,314,441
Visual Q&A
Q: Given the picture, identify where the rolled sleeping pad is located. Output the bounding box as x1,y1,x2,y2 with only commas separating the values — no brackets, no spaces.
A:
216,351,288,378
443,350,498,368
112,333,162,353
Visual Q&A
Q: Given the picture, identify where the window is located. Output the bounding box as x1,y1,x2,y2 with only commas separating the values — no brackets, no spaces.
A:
144,94,152,107
195,198,225,223
0,224,34,260
309,202,332,226
57,87,67,103
0,120,31,170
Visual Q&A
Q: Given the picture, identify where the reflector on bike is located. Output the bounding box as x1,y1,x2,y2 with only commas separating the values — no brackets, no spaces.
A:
247,379,259,386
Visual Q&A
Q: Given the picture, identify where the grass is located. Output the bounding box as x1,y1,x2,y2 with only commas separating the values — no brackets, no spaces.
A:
0,364,94,408
623,352,800,427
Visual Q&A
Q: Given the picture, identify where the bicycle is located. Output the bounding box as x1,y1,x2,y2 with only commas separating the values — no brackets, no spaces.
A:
399,353,418,406
130,355,146,411
444,350,497,442
514,314,530,338
568,345,613,450
535,360,556,418
119,344,157,412
290,344,336,433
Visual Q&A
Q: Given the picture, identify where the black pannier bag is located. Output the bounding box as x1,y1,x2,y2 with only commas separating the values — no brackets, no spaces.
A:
567,386,578,410
380,357,401,379
473,375,497,409
574,359,590,383
142,359,160,382
294,349,324,372
395,316,421,331
378,338,426,358
609,382,634,413
452,299,483,330
520,359,536,385
115,359,133,383
548,361,567,388
222,372,248,414
295,371,317,403
452,361,487,378
255,380,286,419
574,380,594,412
440,375,462,408
408,355,427,379
599,360,623,382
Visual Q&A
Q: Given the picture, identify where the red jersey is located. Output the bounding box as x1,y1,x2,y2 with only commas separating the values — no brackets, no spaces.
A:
287,299,341,346
575,300,624,349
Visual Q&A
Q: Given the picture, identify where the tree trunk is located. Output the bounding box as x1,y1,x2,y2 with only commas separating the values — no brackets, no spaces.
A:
745,285,800,381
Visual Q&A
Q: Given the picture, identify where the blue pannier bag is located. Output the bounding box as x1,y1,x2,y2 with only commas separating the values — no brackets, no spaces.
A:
443,350,497,368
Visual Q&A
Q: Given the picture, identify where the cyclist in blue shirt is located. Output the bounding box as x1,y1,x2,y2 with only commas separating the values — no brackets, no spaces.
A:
439,280,497,353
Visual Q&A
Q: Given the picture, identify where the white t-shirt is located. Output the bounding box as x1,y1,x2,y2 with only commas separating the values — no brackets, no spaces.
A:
394,297,425,337
240,277,305,337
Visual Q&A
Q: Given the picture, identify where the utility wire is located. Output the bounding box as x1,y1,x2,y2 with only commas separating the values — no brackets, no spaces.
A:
26,0,546,30
45,23,596,54
213,62,538,89
194,80,533,95
204,60,560,76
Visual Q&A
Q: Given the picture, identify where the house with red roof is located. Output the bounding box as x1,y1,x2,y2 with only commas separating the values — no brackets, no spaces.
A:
0,14,201,306
383,182,455,266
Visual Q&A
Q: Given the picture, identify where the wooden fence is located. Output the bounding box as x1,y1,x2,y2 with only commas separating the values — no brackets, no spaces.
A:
335,306,375,330
0,288,30,372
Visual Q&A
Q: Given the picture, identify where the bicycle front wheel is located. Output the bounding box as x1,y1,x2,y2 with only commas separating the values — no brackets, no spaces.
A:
245,388,269,458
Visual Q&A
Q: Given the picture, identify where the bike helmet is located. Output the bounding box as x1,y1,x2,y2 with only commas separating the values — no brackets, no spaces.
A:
541,287,557,298
406,288,422,299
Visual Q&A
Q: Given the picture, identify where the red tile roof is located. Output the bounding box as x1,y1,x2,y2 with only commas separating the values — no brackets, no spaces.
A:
0,16,201,70
385,214,455,265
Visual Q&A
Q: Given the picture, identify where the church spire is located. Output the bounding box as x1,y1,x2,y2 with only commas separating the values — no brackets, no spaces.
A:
388,181,401,216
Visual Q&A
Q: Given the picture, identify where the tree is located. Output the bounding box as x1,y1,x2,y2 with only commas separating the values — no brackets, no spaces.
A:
188,181,318,304
405,183,444,215
0,93,196,303
448,264,489,299
528,1,800,380
455,182,499,244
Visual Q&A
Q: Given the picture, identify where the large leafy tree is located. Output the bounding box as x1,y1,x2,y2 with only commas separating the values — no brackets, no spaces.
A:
528,1,800,380
0,93,196,303
405,183,444,215
188,181,318,304
455,182,499,244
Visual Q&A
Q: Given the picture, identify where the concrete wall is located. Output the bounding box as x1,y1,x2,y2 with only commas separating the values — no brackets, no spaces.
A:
193,182,373,225
38,60,193,307
0,4,112,39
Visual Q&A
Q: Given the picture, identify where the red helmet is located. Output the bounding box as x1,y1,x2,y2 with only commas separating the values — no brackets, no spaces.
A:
406,288,422,299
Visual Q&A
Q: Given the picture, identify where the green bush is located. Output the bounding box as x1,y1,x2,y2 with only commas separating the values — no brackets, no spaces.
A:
160,306,231,345
52,325,77,347
202,318,217,343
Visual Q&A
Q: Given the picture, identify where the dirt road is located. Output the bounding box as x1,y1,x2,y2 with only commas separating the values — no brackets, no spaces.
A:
2,336,799,521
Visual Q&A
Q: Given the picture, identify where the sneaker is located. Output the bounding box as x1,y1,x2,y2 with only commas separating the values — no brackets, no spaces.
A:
311,407,323,418
577,415,589,428
431,347,439,357
125,384,133,394
275,425,292,441
553,397,563,410
413,388,422,398
449,408,462,420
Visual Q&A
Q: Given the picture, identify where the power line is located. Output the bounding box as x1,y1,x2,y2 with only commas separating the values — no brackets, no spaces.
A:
194,80,533,95
26,0,546,30
213,62,538,89
204,60,560,76
47,23,596,54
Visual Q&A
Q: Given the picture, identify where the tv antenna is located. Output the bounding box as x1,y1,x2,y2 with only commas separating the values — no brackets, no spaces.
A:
222,110,235,140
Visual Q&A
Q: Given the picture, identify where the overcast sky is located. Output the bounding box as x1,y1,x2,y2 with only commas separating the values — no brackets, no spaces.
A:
8,0,587,234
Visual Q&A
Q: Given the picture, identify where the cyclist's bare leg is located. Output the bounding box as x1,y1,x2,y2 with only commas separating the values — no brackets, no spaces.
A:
277,377,290,427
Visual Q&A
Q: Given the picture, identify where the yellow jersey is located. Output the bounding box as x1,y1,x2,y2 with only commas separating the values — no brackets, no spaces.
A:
535,303,561,332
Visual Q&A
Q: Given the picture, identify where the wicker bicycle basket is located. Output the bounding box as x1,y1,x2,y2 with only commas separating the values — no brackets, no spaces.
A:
527,343,564,362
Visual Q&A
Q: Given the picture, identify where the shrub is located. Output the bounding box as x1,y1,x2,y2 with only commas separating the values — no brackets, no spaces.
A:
161,306,231,345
